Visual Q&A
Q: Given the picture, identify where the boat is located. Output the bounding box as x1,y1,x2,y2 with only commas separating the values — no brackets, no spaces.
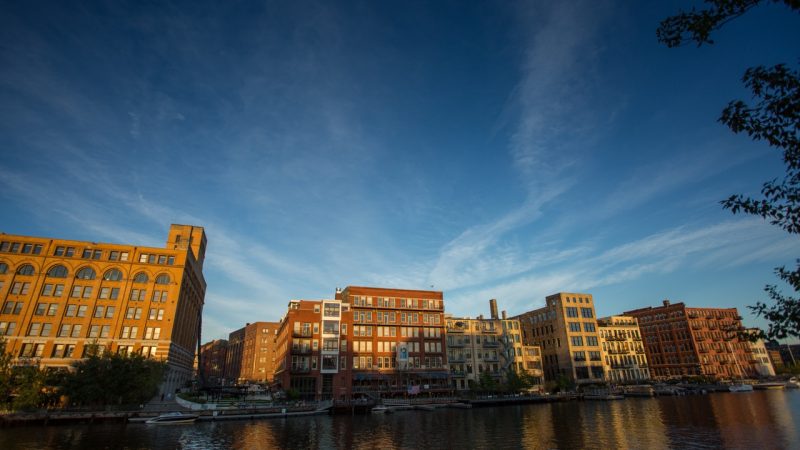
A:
623,385,654,397
371,405,393,414
728,383,754,393
145,412,199,424
584,393,624,401
753,382,786,390
785,377,800,389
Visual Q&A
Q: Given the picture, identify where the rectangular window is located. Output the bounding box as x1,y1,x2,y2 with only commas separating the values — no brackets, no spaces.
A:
92,250,101,259
54,246,65,256
105,306,115,318
77,305,87,317
568,322,581,332
41,323,51,337
100,325,110,338
100,287,110,299
65,247,75,257
158,255,167,264
71,324,82,337
571,336,584,346
82,249,92,258
110,288,119,300
65,305,77,317
0,322,16,336
586,336,598,347
94,306,105,318
89,325,100,338
28,322,41,336
109,251,119,261
35,303,47,316
581,308,593,319
59,324,71,337
42,284,54,296
583,322,596,332
71,286,82,297
139,254,148,263
33,244,43,255
566,307,578,318
120,252,129,261
47,304,58,316
149,308,157,320
22,243,32,254
54,284,64,296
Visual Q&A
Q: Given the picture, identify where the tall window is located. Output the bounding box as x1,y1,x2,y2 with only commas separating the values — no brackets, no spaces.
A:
47,265,68,278
103,269,123,281
16,264,35,276
76,267,96,280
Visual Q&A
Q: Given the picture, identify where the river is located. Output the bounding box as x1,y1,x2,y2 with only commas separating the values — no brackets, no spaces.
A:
2,390,799,449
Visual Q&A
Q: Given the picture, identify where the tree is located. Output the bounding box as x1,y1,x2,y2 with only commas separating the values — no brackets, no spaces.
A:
659,0,800,340
61,351,166,408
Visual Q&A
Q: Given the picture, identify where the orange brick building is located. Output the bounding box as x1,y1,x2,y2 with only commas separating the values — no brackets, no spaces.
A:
625,300,757,380
273,299,352,400
336,286,450,398
239,321,280,383
0,224,206,394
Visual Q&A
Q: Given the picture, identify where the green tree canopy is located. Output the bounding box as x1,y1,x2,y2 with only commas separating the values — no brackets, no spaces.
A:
61,351,166,407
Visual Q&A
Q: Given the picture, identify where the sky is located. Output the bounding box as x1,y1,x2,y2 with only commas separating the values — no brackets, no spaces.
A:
1,1,799,342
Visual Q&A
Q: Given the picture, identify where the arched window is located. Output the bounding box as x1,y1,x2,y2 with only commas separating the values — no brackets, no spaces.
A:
17,264,35,276
155,274,170,285
76,267,96,280
133,272,149,283
103,269,123,281
47,265,68,278
0,262,7,274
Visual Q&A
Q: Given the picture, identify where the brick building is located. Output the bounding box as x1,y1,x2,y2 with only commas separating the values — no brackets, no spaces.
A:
0,224,207,394
597,315,650,383
199,339,228,385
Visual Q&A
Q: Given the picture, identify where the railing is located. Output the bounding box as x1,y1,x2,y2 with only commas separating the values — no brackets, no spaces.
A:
292,331,313,338
448,341,465,347
482,341,500,348
446,327,464,333
291,347,311,355
291,366,311,373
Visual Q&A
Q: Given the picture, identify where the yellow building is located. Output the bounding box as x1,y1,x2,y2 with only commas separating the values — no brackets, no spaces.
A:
0,224,206,395
597,316,650,383
445,299,543,391
514,292,605,385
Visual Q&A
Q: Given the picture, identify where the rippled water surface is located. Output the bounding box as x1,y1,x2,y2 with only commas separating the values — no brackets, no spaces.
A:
2,390,799,449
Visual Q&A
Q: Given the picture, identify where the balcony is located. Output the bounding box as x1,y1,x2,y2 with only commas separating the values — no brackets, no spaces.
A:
291,347,312,355
291,366,311,374
448,356,466,363
450,371,466,377
482,341,500,348
484,356,499,362
446,326,465,333
292,330,312,338
481,327,497,334
448,341,465,348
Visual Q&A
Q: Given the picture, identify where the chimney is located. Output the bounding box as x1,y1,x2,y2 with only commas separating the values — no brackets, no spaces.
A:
478,314,484,320
663,299,670,307
502,310,507,320
489,299,499,320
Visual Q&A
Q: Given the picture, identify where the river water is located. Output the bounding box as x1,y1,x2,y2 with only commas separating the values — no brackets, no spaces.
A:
2,390,799,449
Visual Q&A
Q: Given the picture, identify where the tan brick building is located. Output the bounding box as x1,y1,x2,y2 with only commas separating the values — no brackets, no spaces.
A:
0,224,207,394
514,292,605,385
240,321,280,383
597,315,650,383
446,299,542,391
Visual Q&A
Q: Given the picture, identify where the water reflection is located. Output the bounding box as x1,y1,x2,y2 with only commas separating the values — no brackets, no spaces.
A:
1,391,799,449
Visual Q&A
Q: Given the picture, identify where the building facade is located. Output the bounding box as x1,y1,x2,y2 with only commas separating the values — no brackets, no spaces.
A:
240,321,280,383
273,299,351,400
745,330,775,377
336,286,450,398
199,339,228,386
0,224,207,394
597,316,650,383
515,293,605,385
625,300,757,380
445,299,542,391
224,327,245,384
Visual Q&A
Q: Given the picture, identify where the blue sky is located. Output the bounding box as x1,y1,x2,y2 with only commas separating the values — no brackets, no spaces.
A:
1,1,798,342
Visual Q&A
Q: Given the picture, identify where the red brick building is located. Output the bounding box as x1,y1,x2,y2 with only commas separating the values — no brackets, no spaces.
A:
199,339,228,386
625,300,757,380
336,286,450,398
273,299,351,400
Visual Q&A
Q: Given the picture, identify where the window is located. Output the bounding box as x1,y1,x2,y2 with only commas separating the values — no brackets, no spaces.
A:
0,263,7,274
581,308,593,319
103,269,123,281
130,289,146,301
59,324,71,337
0,321,16,336
133,272,148,283
155,274,170,285
41,323,52,337
16,264,35,275
65,305,77,317
583,323,596,332
82,286,93,298
109,251,120,261
77,305,87,317
152,290,168,302
47,265,68,278
158,255,167,265
28,322,41,336
76,267,96,280
71,324,82,337
586,336,598,346
569,322,581,332
120,252,129,261
94,306,105,318
47,304,58,316
571,336,584,346
566,307,578,318
11,282,30,295
34,303,47,316
105,306,115,318
89,325,100,338
2,301,23,315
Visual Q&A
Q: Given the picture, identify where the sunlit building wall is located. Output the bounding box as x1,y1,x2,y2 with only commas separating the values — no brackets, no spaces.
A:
597,315,650,382
0,224,207,395
514,293,605,385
